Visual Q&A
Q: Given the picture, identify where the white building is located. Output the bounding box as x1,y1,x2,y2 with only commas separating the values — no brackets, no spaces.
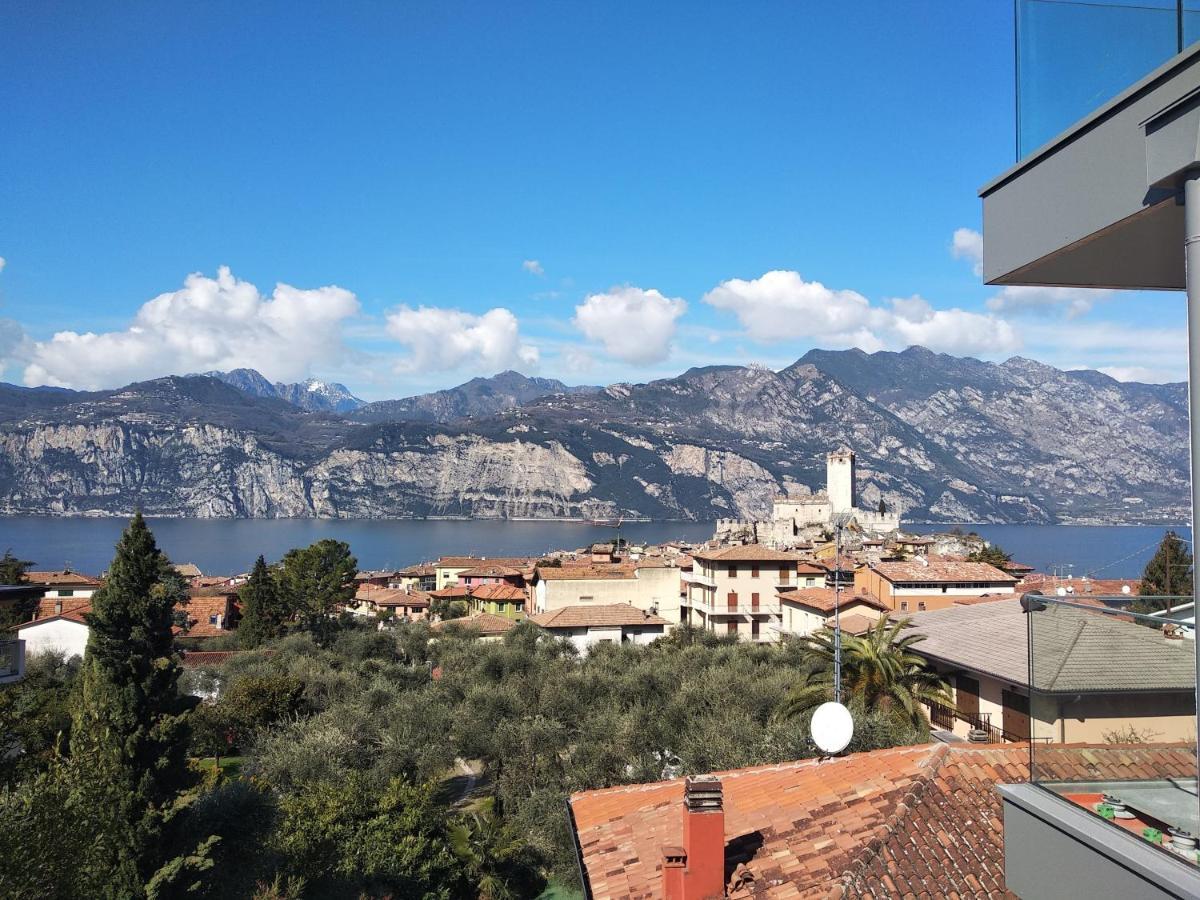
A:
528,604,669,654
17,611,90,660
531,558,684,627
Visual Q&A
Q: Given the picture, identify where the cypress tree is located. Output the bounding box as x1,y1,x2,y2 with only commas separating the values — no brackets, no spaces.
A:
1136,530,1194,611
238,555,285,648
70,512,195,894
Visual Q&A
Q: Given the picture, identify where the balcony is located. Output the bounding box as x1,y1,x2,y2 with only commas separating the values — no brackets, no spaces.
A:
682,571,716,588
1000,596,1200,898
1016,0,1200,159
0,639,25,684
690,597,780,617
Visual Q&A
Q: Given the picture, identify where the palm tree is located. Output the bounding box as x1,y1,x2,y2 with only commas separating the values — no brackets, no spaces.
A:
778,617,950,729
448,797,530,900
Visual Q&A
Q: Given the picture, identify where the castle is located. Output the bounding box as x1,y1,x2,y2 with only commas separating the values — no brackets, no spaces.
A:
715,448,901,548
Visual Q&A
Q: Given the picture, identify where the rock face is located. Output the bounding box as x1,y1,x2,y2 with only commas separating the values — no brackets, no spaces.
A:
205,368,364,413
0,348,1188,522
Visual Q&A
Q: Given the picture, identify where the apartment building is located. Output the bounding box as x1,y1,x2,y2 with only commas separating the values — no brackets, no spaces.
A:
683,544,802,641
855,559,1017,612
531,559,683,626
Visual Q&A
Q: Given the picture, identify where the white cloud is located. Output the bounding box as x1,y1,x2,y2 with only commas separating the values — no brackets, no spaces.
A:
1094,365,1179,384
888,295,1021,355
573,286,687,364
986,285,1112,319
951,227,983,276
0,257,7,274
522,259,544,276
22,266,360,390
562,345,596,374
702,270,1019,356
385,305,538,373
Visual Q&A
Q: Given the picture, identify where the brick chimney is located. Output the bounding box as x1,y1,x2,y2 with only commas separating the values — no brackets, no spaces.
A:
662,775,725,900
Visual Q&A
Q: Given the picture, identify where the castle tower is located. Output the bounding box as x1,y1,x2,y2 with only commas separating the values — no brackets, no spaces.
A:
826,448,856,514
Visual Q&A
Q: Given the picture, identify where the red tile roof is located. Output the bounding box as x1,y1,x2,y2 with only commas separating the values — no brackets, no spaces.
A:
34,597,92,620
825,612,880,635
431,612,518,636
470,583,528,602
356,587,431,608
535,564,637,581
19,610,89,628
870,560,1017,584
691,545,803,563
458,564,523,578
429,585,471,599
436,556,531,569
179,595,232,638
530,603,670,629
397,564,437,577
180,649,274,668
571,742,1089,899
25,570,100,586
777,587,888,615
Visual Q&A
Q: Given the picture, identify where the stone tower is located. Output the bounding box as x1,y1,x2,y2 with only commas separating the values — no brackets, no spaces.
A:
826,448,856,514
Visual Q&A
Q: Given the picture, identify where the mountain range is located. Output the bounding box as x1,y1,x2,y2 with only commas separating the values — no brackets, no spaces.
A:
0,347,1187,524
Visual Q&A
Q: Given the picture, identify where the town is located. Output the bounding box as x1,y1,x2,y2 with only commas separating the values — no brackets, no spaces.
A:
1,448,1194,898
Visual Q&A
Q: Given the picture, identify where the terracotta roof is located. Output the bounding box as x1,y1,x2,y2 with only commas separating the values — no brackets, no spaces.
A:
870,560,1017,584
470,583,528,602
435,556,531,569
25,570,100,586
535,564,636,581
429,585,471,599
34,597,91,619
458,564,523,578
1018,574,1140,596
397,564,437,577
19,610,89,629
530,603,670,629
180,595,232,638
571,742,1195,899
691,545,802,563
571,742,1026,900
356,587,431,608
431,612,518,636
778,587,888,615
825,612,878,635
180,649,273,668
795,562,827,575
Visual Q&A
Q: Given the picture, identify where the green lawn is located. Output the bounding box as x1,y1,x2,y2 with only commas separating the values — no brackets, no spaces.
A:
537,882,583,900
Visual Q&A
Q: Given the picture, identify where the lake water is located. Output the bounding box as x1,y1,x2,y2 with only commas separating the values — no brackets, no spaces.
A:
0,517,1188,579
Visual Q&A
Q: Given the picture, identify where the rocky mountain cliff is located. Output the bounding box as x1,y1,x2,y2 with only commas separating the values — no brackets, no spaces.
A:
205,368,364,413
351,370,599,423
0,348,1187,523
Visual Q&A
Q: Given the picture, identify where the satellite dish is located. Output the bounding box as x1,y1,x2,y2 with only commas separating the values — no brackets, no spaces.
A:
810,701,854,754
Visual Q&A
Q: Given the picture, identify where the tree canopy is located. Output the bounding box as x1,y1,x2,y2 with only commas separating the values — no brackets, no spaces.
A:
1135,530,1194,612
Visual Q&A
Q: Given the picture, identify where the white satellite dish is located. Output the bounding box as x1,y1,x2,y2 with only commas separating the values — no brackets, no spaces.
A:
810,701,854,754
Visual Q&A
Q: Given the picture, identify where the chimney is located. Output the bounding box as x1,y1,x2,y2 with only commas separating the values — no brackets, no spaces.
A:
663,776,726,900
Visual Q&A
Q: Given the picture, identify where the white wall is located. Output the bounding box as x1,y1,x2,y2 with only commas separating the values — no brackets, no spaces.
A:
19,619,89,659
544,624,665,654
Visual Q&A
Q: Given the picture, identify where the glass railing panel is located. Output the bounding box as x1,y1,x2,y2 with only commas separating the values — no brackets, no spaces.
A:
1185,1,1200,46
1028,596,1199,863
1017,0,1181,159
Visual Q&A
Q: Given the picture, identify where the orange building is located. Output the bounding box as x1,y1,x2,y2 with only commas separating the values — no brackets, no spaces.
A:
854,559,1017,612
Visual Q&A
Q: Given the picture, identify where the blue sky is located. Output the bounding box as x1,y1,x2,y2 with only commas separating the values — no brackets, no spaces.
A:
0,1,1187,399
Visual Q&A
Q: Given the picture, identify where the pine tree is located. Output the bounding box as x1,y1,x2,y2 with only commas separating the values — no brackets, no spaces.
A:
277,539,357,645
0,549,37,629
967,543,1012,568
1135,530,1193,612
238,555,285,648
70,512,196,894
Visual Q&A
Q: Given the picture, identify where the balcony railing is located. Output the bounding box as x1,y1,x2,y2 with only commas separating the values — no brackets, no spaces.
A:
690,598,781,616
1026,595,1198,865
682,571,716,588
1016,0,1200,158
926,699,1045,744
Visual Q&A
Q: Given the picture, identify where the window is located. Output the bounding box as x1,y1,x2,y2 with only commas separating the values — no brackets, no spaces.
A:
900,601,909,611
751,592,760,610
751,619,760,638
750,565,760,578
60,589,74,597
778,565,790,584
727,564,737,578
580,595,594,603
727,592,738,611
727,620,737,635
917,601,927,611
208,614,219,625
